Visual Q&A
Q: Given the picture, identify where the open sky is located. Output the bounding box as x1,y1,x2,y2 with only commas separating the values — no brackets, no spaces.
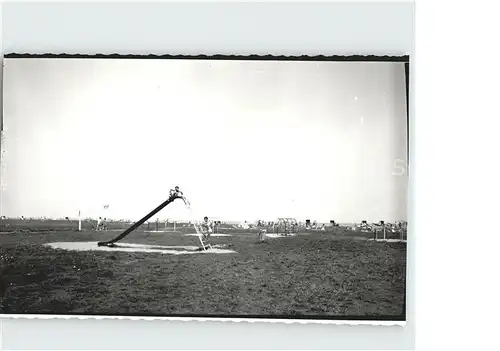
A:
1,58,407,223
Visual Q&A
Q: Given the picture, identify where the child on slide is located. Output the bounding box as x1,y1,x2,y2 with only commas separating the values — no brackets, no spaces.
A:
169,186,190,206
169,186,183,199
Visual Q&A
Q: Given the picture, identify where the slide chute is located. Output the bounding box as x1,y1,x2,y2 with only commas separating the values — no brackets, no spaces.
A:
97,187,189,247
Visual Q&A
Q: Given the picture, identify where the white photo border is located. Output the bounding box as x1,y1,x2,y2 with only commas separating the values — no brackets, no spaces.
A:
0,2,414,350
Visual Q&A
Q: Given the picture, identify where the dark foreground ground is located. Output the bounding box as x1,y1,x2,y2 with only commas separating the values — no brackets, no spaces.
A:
0,226,406,320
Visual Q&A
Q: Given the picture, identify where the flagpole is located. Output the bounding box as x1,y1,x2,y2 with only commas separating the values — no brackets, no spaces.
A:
103,204,109,231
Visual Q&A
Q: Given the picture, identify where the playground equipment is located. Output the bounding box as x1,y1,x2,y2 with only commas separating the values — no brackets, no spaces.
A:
372,221,386,240
273,218,299,236
370,221,407,242
372,221,407,242
357,220,372,232
97,186,210,250
193,218,213,250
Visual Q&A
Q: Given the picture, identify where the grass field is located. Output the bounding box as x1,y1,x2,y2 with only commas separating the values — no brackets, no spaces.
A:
0,222,406,320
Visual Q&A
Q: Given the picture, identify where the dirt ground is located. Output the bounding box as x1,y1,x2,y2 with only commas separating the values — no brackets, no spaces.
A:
0,227,406,320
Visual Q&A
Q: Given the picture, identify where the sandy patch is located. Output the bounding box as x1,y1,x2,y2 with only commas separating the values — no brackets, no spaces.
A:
45,241,236,255
185,233,231,237
265,233,298,238
369,239,407,243
143,230,177,233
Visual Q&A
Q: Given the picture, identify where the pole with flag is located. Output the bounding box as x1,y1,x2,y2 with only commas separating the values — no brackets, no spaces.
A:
102,204,109,231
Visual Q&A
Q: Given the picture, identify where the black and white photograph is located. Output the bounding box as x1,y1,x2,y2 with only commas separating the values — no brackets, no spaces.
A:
0,55,409,322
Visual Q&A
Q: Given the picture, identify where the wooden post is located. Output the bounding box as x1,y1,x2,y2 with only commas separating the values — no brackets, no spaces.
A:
78,210,82,231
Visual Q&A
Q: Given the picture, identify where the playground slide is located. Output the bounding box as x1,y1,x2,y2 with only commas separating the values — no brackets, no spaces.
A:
97,194,186,247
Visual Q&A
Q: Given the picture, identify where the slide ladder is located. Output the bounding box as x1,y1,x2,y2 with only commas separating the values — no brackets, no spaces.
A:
184,204,211,251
